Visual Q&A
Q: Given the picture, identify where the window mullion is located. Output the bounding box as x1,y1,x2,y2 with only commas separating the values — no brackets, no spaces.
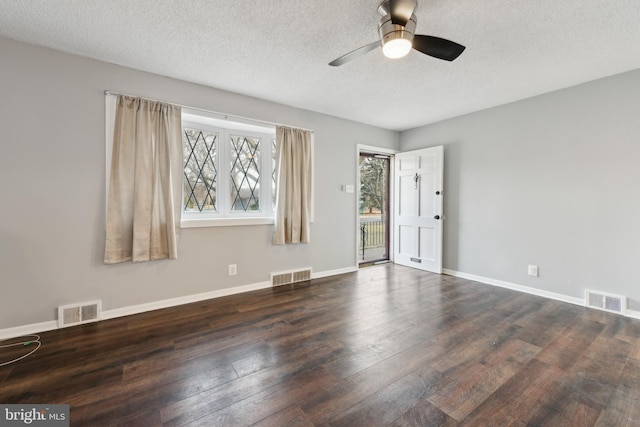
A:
260,133,271,216
219,130,229,216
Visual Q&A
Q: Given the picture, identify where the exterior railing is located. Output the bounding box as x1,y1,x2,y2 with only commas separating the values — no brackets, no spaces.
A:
360,218,386,261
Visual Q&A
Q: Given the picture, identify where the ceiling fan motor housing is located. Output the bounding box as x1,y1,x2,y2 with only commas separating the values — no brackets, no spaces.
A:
378,13,417,48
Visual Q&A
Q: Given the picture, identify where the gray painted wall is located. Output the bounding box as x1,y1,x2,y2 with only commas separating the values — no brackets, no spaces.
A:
401,69,640,310
0,37,399,329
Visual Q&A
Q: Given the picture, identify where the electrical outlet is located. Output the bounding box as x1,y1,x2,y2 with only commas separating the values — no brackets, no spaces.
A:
228,264,237,276
528,265,539,277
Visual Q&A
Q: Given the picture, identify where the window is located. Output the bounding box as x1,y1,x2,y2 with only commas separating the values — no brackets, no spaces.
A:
181,111,276,227
105,96,306,229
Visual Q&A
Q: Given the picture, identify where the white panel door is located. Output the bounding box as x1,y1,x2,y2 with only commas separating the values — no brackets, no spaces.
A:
393,146,443,273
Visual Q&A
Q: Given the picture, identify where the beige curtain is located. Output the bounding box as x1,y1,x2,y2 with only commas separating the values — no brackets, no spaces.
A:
104,95,182,263
273,126,313,244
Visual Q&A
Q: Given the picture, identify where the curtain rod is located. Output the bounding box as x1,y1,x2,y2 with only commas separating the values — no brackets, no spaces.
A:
104,90,315,133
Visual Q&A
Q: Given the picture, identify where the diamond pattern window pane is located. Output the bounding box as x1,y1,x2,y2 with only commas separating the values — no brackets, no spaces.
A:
230,136,260,211
183,127,217,212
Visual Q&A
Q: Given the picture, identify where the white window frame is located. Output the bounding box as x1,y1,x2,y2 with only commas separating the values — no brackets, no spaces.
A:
180,112,277,228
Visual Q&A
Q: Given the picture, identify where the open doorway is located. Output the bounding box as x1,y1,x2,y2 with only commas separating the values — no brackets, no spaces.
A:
358,152,391,266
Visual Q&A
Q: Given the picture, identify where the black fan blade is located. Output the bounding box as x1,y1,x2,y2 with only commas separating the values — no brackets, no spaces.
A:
389,0,417,26
412,35,465,61
329,41,379,67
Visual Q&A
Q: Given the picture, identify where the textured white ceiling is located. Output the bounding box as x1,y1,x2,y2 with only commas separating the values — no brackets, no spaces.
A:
1,0,640,131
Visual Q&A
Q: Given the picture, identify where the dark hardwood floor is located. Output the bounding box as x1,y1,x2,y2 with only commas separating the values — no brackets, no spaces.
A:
2,264,640,426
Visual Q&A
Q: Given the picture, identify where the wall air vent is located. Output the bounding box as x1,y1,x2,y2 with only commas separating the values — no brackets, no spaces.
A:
271,268,312,287
585,290,626,315
58,300,102,328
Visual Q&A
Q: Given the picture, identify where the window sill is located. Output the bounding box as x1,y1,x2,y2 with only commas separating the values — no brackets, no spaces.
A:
180,217,274,228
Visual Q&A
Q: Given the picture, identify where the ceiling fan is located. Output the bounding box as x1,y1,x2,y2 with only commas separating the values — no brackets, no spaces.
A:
329,0,465,66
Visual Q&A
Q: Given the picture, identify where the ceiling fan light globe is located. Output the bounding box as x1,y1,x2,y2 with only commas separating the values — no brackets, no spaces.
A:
378,10,416,60
382,38,412,58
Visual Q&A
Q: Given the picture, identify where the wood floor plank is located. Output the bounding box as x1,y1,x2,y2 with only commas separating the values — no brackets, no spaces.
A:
428,338,540,421
301,339,443,425
1,264,639,426
1,357,125,404
556,371,615,411
429,321,525,374
104,408,163,427
296,288,449,380
183,366,337,426
631,340,640,361
460,358,567,425
568,335,631,388
390,398,458,427
594,387,640,426
534,317,606,370
58,361,238,426
599,312,640,344
528,397,601,427
123,340,268,380
251,405,314,427
321,318,445,380
620,357,640,390
0,365,12,383
159,341,346,425
325,365,440,426
512,299,583,348
3,334,171,388
181,311,296,349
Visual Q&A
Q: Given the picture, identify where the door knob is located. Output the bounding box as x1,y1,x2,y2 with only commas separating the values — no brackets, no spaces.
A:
434,215,441,220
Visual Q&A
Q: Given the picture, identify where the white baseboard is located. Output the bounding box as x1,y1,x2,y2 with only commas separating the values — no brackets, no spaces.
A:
442,268,640,321
101,280,272,320
442,268,585,306
0,320,59,341
312,266,358,279
0,267,357,340
625,309,640,320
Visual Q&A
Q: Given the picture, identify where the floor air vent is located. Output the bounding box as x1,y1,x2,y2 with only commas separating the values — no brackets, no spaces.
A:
271,268,312,287
585,290,626,315
58,300,102,328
